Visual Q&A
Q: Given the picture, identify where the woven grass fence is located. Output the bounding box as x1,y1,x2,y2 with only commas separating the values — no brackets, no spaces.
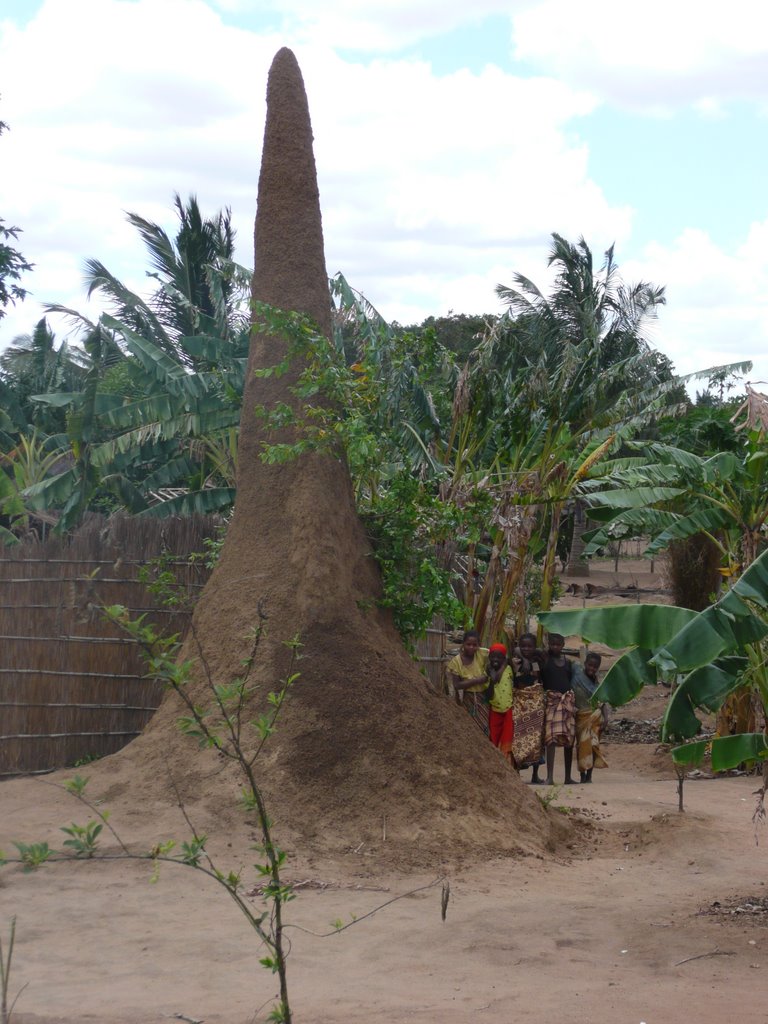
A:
0,514,221,777
413,617,450,694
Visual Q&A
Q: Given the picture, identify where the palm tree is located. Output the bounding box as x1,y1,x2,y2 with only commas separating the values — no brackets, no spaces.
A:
493,233,669,436
439,235,671,628
79,193,251,369
0,318,90,432
22,196,253,529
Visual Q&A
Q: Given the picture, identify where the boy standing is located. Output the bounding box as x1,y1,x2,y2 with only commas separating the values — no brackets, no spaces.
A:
540,633,576,785
573,652,609,783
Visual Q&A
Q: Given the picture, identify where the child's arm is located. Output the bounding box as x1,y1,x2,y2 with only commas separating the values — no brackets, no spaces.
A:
451,672,488,691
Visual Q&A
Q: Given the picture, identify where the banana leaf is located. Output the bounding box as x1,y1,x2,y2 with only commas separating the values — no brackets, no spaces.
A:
593,647,657,707
584,486,685,509
0,524,21,546
136,487,236,518
644,505,730,556
652,591,768,674
582,507,678,555
661,657,749,741
671,734,768,770
539,604,697,648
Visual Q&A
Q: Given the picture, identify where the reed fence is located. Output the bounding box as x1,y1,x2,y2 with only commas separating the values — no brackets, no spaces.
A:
0,515,457,778
0,514,221,777
414,617,454,694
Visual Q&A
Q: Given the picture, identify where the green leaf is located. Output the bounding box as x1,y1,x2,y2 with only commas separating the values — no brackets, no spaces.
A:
136,487,236,518
732,551,768,610
710,733,768,771
585,486,685,509
644,506,730,556
662,657,749,742
539,604,697,648
670,740,708,767
593,647,657,708
674,734,768,772
652,595,768,674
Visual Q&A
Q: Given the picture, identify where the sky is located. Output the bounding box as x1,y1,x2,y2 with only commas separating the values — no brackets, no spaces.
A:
1,0,767,391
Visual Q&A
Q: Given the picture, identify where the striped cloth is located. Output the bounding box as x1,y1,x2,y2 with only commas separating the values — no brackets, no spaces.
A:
462,690,490,736
544,689,576,748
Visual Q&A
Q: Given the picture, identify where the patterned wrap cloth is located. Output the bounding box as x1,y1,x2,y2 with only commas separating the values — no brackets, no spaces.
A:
544,689,576,748
512,682,546,768
576,708,608,772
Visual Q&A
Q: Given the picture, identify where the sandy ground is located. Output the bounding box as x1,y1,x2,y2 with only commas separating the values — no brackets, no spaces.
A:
2,564,766,1024
1,728,766,1024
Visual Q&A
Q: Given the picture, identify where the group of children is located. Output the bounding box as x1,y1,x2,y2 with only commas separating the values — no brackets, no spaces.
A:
446,630,608,785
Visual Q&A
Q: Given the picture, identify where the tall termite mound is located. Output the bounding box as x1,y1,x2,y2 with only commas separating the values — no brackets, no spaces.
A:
118,48,564,865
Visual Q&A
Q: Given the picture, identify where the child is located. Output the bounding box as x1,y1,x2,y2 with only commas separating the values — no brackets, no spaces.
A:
510,633,546,783
540,633,576,785
446,629,490,733
573,651,609,783
485,643,514,762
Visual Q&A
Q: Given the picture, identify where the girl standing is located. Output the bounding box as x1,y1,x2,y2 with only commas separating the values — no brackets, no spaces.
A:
446,629,489,734
486,643,514,762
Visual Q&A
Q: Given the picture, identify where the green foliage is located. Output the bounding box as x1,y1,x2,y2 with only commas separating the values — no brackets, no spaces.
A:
540,548,768,770
0,914,19,1024
0,218,33,319
535,785,562,810
362,473,469,640
60,820,103,857
11,841,50,872
0,114,34,324
137,551,198,610
71,753,102,767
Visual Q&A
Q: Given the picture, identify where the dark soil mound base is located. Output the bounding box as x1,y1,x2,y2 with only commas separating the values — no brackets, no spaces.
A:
99,611,567,871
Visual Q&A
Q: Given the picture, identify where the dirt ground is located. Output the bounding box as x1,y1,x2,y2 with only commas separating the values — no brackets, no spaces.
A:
2,561,766,1023
2,706,767,1023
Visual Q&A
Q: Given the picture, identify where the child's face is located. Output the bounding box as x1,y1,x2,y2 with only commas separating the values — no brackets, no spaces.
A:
585,657,600,679
548,637,564,657
489,652,506,671
519,637,536,659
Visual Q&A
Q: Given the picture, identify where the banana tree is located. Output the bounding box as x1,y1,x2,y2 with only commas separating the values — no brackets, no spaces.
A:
539,547,768,770
580,431,768,572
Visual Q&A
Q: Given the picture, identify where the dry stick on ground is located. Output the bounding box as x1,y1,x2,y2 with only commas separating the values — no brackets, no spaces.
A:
282,877,448,938
674,947,735,966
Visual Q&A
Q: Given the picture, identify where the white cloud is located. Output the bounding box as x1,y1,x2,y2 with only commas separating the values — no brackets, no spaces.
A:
625,226,768,385
0,0,626,348
213,0,526,51
512,0,768,111
1,0,763,395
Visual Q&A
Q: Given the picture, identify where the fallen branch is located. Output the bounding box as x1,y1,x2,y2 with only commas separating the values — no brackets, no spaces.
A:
674,947,735,966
